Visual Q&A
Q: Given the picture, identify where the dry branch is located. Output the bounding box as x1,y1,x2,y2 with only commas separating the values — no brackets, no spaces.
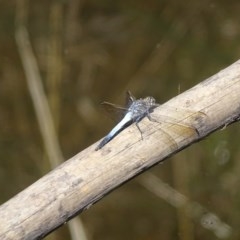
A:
1,60,240,239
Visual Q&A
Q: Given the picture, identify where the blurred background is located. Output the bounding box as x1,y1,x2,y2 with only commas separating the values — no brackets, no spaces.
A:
1,0,240,239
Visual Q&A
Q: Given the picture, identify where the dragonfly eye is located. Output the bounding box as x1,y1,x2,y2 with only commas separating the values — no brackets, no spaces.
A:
147,97,156,105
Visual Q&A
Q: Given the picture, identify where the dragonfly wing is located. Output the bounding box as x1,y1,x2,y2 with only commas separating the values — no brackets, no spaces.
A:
100,101,127,121
125,91,136,108
150,106,207,138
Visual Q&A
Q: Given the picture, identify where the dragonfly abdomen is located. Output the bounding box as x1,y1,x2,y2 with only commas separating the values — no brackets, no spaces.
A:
95,112,133,150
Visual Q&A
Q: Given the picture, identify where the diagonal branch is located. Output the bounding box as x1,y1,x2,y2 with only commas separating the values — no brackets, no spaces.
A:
0,60,240,239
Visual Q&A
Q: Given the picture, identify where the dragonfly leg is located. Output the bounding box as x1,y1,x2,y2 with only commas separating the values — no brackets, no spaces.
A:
135,122,143,140
147,113,158,123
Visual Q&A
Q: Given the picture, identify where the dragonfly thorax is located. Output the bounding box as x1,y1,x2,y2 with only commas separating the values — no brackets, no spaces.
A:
127,96,158,120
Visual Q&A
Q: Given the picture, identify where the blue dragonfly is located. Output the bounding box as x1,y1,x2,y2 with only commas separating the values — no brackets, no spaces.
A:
95,91,159,150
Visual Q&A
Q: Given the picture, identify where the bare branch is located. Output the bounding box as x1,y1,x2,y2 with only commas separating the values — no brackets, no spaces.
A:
0,60,240,239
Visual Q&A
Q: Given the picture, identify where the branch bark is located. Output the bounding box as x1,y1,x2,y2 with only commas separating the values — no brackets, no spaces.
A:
1,60,240,239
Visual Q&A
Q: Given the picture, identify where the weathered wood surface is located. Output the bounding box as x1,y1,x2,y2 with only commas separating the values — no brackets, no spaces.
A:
0,60,240,239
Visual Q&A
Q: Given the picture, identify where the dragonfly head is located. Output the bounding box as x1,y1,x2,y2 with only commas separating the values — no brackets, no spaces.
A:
145,96,158,107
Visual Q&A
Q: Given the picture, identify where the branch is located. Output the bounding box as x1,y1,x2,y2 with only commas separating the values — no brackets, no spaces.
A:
1,60,240,239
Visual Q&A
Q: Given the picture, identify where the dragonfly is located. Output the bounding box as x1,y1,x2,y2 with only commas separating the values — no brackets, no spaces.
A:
95,91,159,151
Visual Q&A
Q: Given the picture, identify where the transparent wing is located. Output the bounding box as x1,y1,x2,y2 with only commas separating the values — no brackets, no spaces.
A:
100,101,128,121
134,105,207,153
125,91,135,108
149,106,207,138
158,106,206,128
